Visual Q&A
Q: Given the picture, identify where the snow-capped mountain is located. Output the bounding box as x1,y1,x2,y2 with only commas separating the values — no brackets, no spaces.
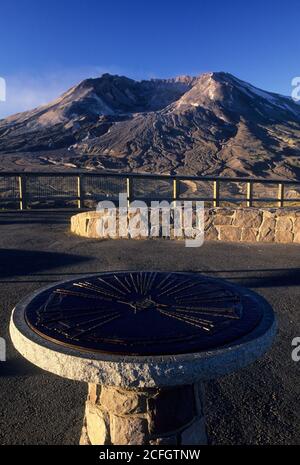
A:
0,72,300,178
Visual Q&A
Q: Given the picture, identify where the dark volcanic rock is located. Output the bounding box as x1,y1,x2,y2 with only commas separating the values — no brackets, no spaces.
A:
0,72,300,178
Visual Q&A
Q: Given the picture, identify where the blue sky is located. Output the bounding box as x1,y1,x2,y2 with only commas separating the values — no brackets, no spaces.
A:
0,0,299,117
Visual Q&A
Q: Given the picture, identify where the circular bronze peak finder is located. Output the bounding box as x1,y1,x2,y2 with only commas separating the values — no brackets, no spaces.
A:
24,271,264,356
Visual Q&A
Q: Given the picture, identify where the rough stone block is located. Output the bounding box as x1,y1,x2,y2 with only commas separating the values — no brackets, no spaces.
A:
204,210,211,222
276,209,295,217
241,227,258,242
258,217,276,242
86,402,110,445
293,218,300,243
293,230,300,243
275,230,294,243
86,219,97,237
218,226,241,242
79,422,91,445
233,209,262,228
294,217,300,228
147,385,196,435
213,214,233,225
205,226,219,241
214,207,235,216
110,414,148,445
276,216,293,233
100,386,147,415
88,383,98,404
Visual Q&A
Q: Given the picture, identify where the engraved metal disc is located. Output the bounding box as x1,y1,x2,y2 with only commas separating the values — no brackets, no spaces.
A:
24,271,263,355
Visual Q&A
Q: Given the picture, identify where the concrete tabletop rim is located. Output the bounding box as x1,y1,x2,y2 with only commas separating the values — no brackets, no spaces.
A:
9,271,277,387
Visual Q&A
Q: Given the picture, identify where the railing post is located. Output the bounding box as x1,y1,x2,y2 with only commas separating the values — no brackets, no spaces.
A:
213,180,220,207
77,175,84,209
246,181,253,207
278,182,284,207
126,177,133,207
18,174,27,210
173,178,179,203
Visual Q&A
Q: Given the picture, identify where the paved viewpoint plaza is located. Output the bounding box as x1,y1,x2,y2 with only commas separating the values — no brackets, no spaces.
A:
0,211,299,445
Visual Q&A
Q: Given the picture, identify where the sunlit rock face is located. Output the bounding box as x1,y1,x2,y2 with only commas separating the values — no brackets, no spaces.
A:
1,72,300,179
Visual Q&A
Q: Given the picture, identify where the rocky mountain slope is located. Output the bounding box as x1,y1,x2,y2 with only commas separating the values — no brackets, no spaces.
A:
0,72,300,179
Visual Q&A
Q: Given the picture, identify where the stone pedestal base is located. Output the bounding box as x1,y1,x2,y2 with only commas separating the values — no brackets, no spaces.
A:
80,383,208,445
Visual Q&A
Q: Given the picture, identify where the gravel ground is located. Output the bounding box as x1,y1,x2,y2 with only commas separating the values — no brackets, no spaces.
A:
0,211,299,445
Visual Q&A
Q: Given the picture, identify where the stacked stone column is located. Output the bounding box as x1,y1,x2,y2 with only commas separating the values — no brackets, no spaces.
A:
80,383,207,445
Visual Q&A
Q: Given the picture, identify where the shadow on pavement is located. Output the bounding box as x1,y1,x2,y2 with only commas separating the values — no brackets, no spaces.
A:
0,211,74,226
202,268,300,288
0,219,69,225
0,249,91,279
0,357,42,378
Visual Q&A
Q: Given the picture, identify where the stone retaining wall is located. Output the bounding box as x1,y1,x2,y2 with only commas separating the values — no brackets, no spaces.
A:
80,383,207,445
205,207,300,243
71,208,300,243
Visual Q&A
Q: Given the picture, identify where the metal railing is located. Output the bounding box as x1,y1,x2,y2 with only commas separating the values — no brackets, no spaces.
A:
0,171,299,210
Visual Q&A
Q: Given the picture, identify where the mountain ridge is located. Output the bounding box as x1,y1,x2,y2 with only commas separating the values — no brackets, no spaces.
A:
0,71,300,179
